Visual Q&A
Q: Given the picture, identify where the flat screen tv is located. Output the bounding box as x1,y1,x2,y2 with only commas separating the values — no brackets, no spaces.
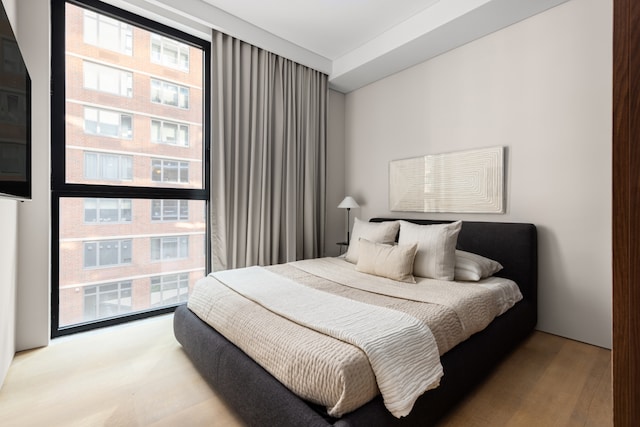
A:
0,1,30,200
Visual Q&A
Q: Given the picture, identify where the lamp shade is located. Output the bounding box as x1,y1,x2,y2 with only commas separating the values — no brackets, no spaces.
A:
338,196,359,209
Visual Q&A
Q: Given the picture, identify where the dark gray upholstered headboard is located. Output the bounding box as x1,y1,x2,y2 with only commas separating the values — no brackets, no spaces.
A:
369,218,538,308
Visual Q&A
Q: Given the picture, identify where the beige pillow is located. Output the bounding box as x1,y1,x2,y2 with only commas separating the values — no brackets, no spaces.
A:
398,220,462,280
344,218,400,264
356,239,418,283
454,250,503,281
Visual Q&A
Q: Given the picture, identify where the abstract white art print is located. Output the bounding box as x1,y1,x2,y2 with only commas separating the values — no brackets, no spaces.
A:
389,146,505,213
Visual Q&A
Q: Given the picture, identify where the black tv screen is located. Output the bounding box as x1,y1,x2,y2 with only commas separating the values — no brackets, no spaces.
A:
0,2,31,200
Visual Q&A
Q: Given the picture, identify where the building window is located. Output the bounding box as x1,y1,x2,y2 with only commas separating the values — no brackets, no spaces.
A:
151,199,189,221
150,273,189,307
83,61,133,97
84,152,133,181
150,79,189,109
83,10,133,55
84,198,132,223
150,236,188,261
84,107,132,139
151,159,188,184
150,34,189,71
84,239,133,268
0,91,27,124
151,119,189,147
84,281,132,320
3,40,25,74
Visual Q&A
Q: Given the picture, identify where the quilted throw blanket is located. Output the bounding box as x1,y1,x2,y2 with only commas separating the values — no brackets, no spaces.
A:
213,266,443,418
187,258,521,418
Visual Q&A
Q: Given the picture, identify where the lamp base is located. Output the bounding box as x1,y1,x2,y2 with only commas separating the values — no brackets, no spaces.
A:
346,208,351,244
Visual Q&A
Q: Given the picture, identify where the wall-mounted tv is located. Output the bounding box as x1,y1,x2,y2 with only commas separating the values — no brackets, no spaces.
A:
0,1,31,200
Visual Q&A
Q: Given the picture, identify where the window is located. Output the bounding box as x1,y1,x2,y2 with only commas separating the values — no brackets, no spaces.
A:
3,40,25,74
150,273,189,307
84,152,133,181
0,91,27,124
84,281,132,320
84,198,132,223
150,79,189,109
53,0,208,335
151,119,189,147
150,236,189,261
84,107,132,139
84,239,132,268
151,199,188,221
0,142,25,175
150,34,189,71
83,10,133,55
151,159,189,183
83,62,133,97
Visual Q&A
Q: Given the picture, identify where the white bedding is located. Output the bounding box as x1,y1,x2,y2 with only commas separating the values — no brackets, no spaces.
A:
187,257,522,417
291,257,522,340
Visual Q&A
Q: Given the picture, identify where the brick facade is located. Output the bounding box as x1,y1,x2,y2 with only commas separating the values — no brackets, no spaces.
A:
58,4,206,327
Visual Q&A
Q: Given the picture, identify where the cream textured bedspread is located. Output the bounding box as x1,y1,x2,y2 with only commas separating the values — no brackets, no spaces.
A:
213,265,442,417
187,257,521,418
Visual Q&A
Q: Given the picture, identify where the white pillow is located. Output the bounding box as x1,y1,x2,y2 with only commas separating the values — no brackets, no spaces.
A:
344,218,400,264
356,239,418,283
397,220,462,280
454,250,503,281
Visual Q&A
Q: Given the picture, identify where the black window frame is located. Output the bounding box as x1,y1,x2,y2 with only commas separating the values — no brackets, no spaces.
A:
51,0,210,337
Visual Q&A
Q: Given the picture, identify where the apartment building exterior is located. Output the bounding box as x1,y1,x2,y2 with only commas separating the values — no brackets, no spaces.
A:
57,3,206,327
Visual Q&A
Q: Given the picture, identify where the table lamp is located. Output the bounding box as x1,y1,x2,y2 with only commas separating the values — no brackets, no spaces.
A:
338,196,359,243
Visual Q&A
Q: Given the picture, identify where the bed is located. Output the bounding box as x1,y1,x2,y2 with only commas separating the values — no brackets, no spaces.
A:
173,218,537,426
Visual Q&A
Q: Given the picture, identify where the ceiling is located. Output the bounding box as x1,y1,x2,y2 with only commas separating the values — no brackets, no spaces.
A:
127,0,571,92
200,0,441,60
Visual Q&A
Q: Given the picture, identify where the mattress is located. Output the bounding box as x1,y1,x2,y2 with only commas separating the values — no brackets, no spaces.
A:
187,257,522,418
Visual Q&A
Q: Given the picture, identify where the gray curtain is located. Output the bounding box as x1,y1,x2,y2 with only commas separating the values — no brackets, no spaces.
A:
210,30,327,271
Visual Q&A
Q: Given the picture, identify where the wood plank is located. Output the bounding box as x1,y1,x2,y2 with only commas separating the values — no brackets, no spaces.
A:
0,316,611,426
0,315,243,427
612,0,640,425
628,0,640,424
438,333,612,427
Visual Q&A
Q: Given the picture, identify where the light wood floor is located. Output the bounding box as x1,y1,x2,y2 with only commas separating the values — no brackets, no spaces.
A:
0,314,612,427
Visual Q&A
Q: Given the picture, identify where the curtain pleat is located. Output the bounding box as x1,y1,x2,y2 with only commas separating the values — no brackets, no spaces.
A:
211,31,327,271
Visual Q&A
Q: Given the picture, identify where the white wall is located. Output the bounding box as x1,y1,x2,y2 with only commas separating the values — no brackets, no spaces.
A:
325,90,346,257
15,0,50,351
344,0,612,348
0,200,17,387
0,0,19,389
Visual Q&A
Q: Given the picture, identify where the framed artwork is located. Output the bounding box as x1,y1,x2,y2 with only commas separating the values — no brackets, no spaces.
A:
390,146,505,213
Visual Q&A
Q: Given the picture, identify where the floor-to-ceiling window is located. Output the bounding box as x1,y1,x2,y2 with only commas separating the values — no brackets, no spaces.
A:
51,0,209,336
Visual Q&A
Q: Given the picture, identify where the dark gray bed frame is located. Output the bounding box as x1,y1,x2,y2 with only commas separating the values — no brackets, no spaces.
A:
174,218,537,426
